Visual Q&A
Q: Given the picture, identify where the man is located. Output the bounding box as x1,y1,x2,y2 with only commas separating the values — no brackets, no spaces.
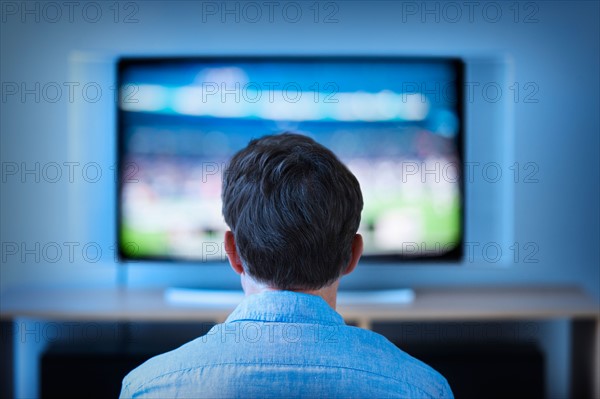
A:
120,133,453,398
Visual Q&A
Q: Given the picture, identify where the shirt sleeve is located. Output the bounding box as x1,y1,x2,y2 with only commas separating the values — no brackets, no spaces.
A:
119,376,134,399
440,377,455,399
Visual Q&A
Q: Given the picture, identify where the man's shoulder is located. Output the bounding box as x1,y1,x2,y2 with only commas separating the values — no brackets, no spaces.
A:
343,326,453,397
120,339,206,397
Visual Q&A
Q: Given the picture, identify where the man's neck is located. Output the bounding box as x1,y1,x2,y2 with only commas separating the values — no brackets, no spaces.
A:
241,275,340,309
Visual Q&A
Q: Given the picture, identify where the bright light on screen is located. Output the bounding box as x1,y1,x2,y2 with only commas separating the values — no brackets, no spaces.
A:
117,57,463,262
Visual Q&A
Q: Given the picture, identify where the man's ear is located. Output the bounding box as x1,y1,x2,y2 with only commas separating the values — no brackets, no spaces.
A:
224,231,244,275
342,234,363,276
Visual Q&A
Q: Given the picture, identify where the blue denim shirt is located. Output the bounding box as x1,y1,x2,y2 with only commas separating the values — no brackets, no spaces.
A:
120,291,453,398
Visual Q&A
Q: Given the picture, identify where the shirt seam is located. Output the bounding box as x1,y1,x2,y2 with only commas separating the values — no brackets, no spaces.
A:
132,361,443,397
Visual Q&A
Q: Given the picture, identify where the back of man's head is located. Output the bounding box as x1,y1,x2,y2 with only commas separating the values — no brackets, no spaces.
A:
222,133,363,291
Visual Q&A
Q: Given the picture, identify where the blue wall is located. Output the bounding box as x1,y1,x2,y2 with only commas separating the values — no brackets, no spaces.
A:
2,0,598,296
1,1,598,397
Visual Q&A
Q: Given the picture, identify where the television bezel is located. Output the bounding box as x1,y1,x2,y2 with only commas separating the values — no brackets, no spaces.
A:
116,55,465,264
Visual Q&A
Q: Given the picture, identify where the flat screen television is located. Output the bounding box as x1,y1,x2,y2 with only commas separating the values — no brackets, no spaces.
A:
117,56,464,263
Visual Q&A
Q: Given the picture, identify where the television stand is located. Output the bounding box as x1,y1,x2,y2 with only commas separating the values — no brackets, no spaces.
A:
1,286,598,398
164,288,415,307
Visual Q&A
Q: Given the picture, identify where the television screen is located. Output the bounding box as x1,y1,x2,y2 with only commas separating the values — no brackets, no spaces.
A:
117,57,464,262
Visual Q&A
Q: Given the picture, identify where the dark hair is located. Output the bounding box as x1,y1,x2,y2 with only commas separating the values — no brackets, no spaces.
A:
222,133,363,290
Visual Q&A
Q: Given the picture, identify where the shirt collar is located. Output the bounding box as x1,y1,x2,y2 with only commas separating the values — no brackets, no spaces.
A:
225,290,345,325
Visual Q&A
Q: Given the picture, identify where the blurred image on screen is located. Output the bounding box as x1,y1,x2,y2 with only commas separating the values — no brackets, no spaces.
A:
118,58,463,262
